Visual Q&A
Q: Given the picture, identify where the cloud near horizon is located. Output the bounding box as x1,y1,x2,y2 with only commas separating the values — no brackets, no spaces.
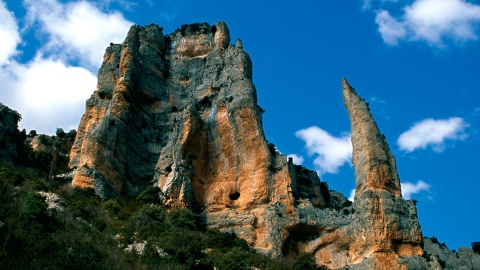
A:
373,0,480,46
0,0,133,134
296,126,352,175
397,117,469,152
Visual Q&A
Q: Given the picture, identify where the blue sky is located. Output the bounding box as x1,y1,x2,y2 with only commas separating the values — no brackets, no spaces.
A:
0,0,479,250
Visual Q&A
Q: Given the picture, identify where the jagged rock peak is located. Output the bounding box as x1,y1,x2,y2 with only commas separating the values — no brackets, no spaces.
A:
342,78,402,200
69,21,275,205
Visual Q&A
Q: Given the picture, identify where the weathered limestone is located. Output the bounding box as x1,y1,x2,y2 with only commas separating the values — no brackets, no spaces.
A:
70,22,431,269
342,78,424,268
342,78,401,199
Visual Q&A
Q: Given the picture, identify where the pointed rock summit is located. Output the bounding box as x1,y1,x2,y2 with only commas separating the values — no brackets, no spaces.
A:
342,78,424,269
342,78,402,199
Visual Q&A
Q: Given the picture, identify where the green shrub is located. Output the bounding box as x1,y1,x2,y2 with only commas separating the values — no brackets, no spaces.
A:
168,208,197,230
73,187,97,197
0,164,24,185
34,150,53,173
138,204,165,221
216,247,252,270
158,229,207,268
136,186,161,204
23,193,48,220
103,199,121,215
55,128,66,139
206,229,250,252
293,253,318,270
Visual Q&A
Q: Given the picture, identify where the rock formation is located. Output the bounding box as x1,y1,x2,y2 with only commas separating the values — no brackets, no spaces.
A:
69,21,434,268
423,238,480,269
341,79,424,269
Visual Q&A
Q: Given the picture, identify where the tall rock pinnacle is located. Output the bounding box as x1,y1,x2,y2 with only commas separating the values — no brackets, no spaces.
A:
342,78,401,200
342,78,423,268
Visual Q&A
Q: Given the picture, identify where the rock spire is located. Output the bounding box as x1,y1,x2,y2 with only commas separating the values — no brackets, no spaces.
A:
342,78,423,268
342,78,402,200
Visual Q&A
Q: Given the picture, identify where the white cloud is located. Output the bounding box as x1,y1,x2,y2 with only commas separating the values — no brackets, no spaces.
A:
375,0,480,46
24,0,132,69
0,0,20,65
401,180,430,199
348,189,355,202
0,0,134,134
296,126,352,175
287,154,304,165
376,10,407,45
398,117,469,152
0,57,97,134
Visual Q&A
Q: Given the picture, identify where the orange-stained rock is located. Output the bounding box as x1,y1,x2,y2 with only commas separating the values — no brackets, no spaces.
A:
342,78,401,199
69,22,430,269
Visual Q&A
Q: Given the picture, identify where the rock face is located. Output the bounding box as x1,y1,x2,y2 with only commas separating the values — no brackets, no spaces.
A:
342,78,401,199
342,79,424,268
70,22,429,269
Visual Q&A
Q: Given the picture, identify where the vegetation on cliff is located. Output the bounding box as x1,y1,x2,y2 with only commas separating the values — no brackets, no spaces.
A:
0,150,326,270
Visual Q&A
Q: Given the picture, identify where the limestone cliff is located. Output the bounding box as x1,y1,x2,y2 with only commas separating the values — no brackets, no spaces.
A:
70,22,431,269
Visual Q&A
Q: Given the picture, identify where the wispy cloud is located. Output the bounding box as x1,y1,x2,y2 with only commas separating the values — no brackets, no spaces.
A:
287,154,304,166
376,10,407,45
374,0,480,46
0,0,20,65
296,126,352,175
401,180,430,199
24,0,132,70
397,117,469,152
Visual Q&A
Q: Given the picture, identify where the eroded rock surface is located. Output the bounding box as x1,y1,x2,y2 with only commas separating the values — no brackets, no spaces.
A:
70,22,431,269
341,78,424,268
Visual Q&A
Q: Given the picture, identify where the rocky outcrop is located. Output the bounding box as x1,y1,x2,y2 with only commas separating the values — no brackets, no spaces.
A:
0,103,23,165
423,238,480,270
37,191,65,215
69,22,284,205
70,22,430,269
